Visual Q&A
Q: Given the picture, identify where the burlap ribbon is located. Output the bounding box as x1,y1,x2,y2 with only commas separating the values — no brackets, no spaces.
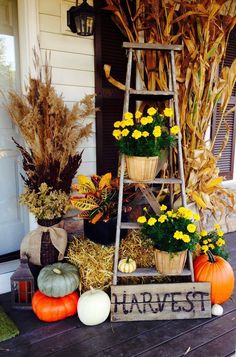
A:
20,225,67,266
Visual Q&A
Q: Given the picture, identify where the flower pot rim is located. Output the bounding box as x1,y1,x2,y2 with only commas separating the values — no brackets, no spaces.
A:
125,155,160,159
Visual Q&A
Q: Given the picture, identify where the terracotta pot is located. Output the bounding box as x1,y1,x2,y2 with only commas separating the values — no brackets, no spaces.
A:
125,155,159,181
154,249,187,275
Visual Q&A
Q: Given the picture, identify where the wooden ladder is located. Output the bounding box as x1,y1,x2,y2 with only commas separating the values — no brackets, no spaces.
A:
113,42,194,285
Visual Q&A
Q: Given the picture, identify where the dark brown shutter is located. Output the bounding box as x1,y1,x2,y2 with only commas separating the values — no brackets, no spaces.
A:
212,27,236,179
94,1,127,175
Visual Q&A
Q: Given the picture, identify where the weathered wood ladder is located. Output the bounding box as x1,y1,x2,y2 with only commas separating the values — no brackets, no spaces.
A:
113,42,194,286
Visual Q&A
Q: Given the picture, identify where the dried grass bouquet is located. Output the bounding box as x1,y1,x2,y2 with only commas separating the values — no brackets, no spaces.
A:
5,51,95,218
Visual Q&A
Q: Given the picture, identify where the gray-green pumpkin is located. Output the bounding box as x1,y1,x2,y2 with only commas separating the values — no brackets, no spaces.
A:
37,262,79,297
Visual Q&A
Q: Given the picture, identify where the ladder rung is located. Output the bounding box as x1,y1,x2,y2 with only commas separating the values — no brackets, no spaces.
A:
124,178,182,184
123,42,182,51
117,267,192,277
129,89,174,96
120,222,140,229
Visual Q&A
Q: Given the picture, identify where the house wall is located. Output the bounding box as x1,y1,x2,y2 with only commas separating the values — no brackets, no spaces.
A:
39,0,96,177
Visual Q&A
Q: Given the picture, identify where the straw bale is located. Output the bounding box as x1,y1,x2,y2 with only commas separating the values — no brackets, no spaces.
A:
67,230,167,292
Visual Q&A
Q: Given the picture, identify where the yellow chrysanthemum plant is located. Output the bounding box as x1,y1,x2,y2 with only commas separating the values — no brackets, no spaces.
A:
112,107,178,157
199,224,229,260
137,206,200,253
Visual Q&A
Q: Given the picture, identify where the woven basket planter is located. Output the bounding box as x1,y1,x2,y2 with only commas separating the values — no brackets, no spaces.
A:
154,249,187,275
125,155,159,181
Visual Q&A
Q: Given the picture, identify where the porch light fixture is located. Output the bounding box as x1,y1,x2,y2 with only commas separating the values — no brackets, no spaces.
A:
10,255,35,309
67,0,95,37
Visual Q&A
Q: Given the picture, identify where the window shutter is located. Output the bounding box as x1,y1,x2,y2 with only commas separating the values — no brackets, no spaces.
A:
212,27,236,179
94,0,127,175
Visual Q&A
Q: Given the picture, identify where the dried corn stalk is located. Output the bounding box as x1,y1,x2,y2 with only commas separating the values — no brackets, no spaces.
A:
104,0,236,217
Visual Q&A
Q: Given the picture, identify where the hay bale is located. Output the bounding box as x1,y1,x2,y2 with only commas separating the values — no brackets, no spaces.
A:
67,230,167,292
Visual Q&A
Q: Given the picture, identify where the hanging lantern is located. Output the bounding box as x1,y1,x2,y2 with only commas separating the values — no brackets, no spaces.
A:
67,0,95,37
10,255,35,309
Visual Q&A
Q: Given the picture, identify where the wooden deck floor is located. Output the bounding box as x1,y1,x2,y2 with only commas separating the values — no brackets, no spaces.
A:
0,233,236,357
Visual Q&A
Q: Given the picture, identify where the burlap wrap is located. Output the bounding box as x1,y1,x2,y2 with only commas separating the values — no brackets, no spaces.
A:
20,224,67,266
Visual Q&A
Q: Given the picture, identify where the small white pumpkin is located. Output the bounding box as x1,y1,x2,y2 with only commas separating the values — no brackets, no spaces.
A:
118,257,136,273
211,304,224,316
77,287,110,326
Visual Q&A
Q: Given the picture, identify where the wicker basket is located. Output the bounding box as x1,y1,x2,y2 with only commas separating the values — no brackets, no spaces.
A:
125,155,159,181
154,249,187,275
37,218,62,266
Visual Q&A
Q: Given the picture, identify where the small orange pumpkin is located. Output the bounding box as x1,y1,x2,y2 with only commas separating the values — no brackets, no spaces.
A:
194,251,234,304
32,290,79,322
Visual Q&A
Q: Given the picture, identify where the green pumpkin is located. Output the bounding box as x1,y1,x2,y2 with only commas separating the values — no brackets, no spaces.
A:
37,262,79,297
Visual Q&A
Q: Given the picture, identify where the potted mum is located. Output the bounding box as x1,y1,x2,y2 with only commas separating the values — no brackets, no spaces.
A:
5,52,95,266
112,107,179,181
137,205,200,275
198,224,229,260
71,173,133,245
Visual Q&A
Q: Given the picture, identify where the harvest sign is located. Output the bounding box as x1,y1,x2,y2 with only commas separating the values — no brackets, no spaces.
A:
111,283,211,321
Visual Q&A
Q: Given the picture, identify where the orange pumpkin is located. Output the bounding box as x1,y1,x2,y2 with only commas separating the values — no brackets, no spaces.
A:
194,252,234,304
32,290,79,322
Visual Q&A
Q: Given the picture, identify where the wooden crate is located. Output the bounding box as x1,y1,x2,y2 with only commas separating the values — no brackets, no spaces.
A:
111,282,211,322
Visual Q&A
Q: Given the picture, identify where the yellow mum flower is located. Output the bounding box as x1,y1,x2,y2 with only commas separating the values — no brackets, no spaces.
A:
208,243,215,250
187,223,196,233
202,245,209,253
125,118,134,126
140,117,148,125
153,126,162,138
163,107,174,117
147,107,157,116
214,224,221,230
203,239,209,245
193,213,200,221
114,121,121,128
216,238,225,247
200,230,208,237
147,116,154,124
112,129,122,140
217,230,224,237
120,121,127,128
170,125,179,135
142,131,149,137
167,210,173,217
173,231,183,240
137,216,147,224
132,130,142,140
147,217,157,226
177,207,186,215
121,129,129,137
158,215,167,223
160,204,167,211
124,112,133,120
135,111,142,119
182,234,190,243
143,207,147,212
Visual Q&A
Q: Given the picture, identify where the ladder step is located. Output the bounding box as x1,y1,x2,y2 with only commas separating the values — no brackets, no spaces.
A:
123,42,182,51
124,178,182,184
130,89,174,96
120,222,140,229
117,267,192,277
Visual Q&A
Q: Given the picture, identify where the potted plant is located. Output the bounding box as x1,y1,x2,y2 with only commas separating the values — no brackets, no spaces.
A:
112,107,178,181
71,172,133,245
137,205,200,275
198,224,229,260
5,52,95,265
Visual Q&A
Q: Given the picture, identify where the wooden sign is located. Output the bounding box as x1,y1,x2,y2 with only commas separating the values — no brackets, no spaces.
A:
111,283,211,322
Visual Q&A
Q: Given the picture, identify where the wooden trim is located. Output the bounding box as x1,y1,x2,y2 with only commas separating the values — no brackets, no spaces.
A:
17,0,39,89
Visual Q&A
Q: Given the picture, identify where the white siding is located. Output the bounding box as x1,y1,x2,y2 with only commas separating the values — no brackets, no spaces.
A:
39,0,96,176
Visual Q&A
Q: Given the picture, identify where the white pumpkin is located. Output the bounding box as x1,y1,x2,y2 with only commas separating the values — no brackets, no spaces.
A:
118,257,136,273
211,304,224,316
77,287,110,326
